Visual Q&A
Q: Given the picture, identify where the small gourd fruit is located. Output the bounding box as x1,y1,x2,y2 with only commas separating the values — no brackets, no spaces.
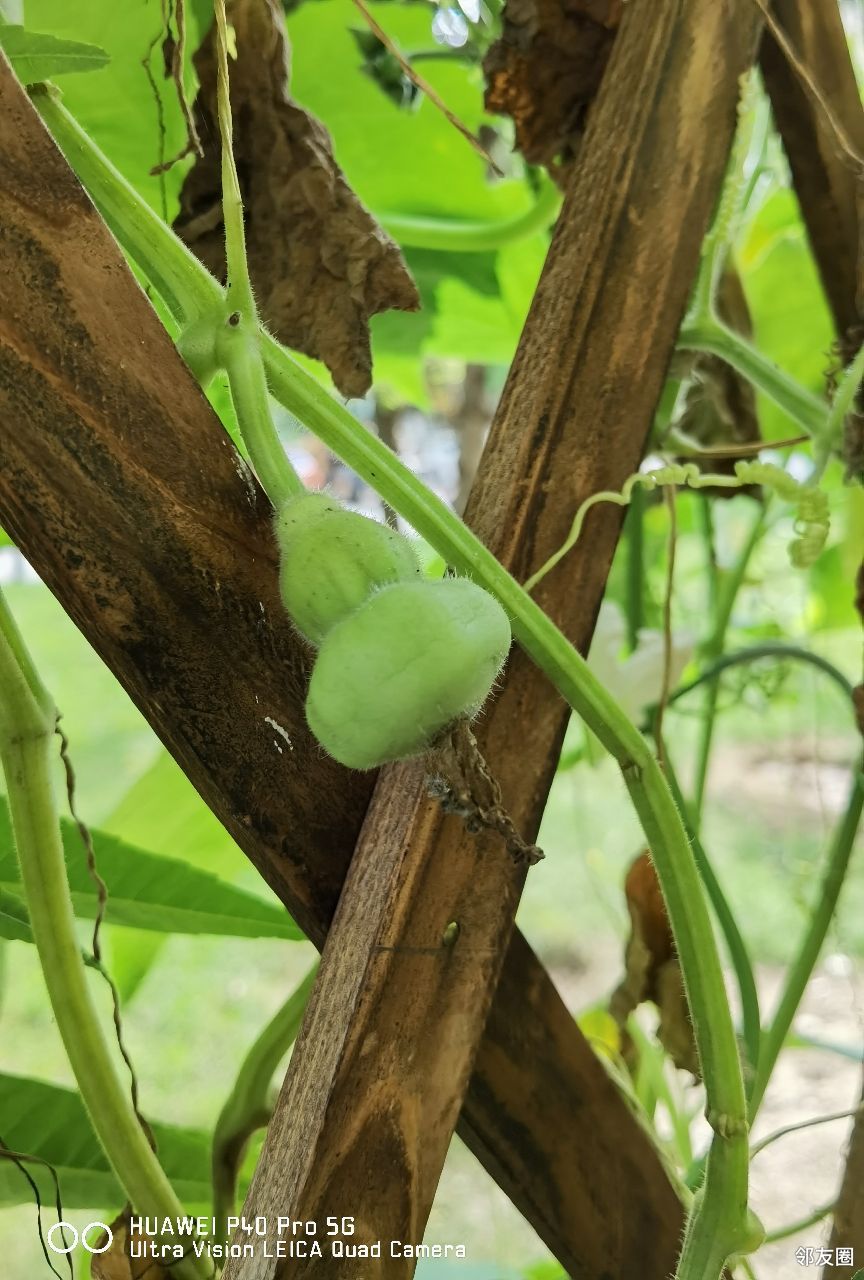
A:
305,577,511,770
276,492,420,645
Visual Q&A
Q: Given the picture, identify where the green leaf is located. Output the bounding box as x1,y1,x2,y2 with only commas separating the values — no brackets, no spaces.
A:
739,190,834,441
0,1073,210,1208
0,795,303,940
26,0,199,213
99,749,268,1000
0,25,109,81
286,0,529,221
0,888,31,943
372,235,548,372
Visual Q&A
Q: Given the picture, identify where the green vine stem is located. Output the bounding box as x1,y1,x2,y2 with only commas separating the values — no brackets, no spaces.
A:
624,485,645,654
677,319,826,439
32,91,752,1278
212,963,317,1243
688,74,766,324
379,174,560,252
667,642,855,708
762,1201,835,1245
661,641,858,1108
691,505,766,825
0,590,210,1280
656,750,761,1079
210,3,304,510
818,339,864,475
32,85,826,452
749,766,864,1116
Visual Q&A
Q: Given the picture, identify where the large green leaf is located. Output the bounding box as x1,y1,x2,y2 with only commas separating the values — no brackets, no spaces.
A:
0,24,108,80
287,0,528,221
102,751,242,879
98,750,279,997
0,1074,210,1209
26,0,198,211
372,232,548,378
739,189,833,441
0,795,302,939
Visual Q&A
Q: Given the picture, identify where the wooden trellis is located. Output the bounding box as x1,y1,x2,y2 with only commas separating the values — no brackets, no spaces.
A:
0,0,861,1277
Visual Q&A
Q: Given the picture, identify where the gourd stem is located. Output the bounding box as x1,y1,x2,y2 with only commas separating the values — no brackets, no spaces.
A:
0,590,210,1280
212,0,304,506
219,327,305,506
213,0,255,325
676,1138,752,1278
33,98,750,1278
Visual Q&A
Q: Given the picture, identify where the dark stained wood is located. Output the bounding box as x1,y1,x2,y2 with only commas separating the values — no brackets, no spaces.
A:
760,0,864,343
0,53,681,1277
225,1,765,1276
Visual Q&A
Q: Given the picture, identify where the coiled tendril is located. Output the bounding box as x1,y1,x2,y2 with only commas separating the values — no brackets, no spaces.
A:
525,460,829,591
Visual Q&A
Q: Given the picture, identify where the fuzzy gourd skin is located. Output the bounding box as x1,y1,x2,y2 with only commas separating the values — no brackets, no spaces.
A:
276,492,420,645
306,578,512,770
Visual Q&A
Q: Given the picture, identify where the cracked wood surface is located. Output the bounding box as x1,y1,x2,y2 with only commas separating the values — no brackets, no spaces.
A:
222,1,765,1277
0,51,680,1278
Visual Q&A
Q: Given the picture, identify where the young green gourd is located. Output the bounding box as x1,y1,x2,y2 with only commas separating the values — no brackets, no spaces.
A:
305,577,512,770
275,491,512,770
276,491,421,645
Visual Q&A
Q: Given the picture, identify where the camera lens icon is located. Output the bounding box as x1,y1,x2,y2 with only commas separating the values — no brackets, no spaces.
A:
47,1221,113,1255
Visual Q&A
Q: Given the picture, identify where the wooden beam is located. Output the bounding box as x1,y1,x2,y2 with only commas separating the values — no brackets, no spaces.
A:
760,0,864,343
0,53,680,1276
226,1,764,1276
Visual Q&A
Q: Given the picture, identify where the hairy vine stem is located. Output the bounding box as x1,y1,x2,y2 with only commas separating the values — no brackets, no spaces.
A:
33,88,756,1278
0,589,210,1280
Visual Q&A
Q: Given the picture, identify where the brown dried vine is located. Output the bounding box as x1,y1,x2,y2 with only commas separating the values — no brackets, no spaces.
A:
427,719,543,865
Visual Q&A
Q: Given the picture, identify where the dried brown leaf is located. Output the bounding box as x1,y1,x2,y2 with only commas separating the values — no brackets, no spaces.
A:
676,268,762,495
483,0,622,179
175,0,419,398
610,850,700,1078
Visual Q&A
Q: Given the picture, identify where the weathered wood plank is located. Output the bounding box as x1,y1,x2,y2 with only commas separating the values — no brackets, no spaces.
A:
226,1,764,1276
763,17,864,1277
0,53,680,1277
760,0,864,342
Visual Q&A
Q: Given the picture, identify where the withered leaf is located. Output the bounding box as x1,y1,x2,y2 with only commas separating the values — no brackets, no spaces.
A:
175,0,419,398
610,849,700,1078
483,0,622,180
90,1210,171,1280
675,267,762,496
